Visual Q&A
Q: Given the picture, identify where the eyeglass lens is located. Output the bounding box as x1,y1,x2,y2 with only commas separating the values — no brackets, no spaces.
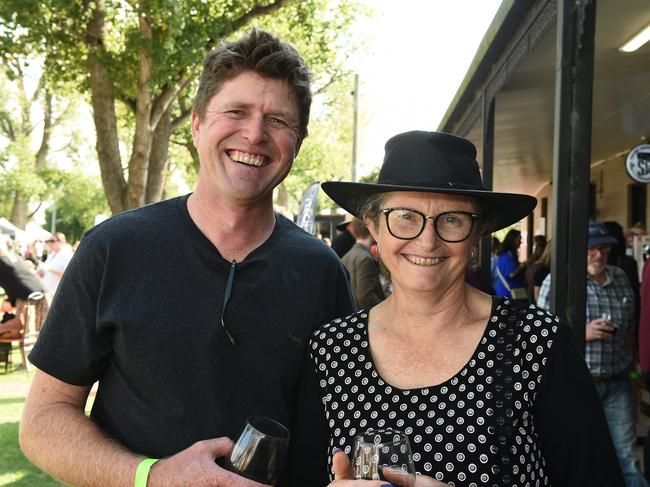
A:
385,209,475,242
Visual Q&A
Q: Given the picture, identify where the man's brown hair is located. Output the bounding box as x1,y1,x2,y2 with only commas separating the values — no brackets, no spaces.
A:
350,218,370,239
193,29,312,142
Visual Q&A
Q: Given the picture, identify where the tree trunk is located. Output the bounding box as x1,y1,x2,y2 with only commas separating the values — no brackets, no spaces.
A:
126,7,154,209
84,0,126,215
10,192,28,229
146,106,172,204
34,91,52,172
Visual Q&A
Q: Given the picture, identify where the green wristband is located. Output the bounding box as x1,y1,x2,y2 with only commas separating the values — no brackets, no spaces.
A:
629,371,641,380
135,458,159,487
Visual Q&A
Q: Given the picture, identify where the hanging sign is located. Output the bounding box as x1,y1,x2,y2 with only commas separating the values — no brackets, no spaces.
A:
296,182,320,234
626,144,650,183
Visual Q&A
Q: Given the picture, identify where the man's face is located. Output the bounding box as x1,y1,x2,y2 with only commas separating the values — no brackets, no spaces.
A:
45,235,61,252
191,71,301,208
587,245,611,278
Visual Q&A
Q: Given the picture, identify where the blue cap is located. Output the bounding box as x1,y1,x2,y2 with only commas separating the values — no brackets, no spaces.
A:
588,221,618,247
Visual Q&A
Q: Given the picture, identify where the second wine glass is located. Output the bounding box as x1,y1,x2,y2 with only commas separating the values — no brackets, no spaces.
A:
353,428,416,485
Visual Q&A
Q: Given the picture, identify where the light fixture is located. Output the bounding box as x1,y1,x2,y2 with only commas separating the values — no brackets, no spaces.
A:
619,23,650,52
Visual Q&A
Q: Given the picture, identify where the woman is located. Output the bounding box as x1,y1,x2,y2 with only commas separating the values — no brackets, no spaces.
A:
532,243,551,302
312,131,622,486
494,229,527,301
525,235,546,299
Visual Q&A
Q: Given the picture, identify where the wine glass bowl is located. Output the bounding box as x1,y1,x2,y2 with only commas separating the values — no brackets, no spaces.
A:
226,415,290,485
353,428,416,484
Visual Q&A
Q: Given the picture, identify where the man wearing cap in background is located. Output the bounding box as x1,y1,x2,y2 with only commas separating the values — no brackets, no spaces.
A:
538,221,646,487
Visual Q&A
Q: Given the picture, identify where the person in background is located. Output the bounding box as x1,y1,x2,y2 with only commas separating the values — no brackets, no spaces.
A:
525,234,547,299
20,29,354,487
341,218,384,309
315,130,622,486
0,237,46,308
532,242,551,301
639,257,650,482
494,229,527,301
37,232,73,298
331,215,356,258
538,221,646,487
605,221,640,326
0,237,47,338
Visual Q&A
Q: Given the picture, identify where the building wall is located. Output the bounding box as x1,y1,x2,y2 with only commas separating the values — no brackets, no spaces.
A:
531,153,648,242
593,154,632,226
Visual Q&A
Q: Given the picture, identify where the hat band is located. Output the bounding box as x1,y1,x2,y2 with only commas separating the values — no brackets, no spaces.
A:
377,179,487,191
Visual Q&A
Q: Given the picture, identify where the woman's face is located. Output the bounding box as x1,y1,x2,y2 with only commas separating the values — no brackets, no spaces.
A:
367,191,479,295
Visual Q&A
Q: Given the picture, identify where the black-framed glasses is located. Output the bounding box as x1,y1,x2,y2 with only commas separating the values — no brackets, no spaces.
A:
381,208,478,242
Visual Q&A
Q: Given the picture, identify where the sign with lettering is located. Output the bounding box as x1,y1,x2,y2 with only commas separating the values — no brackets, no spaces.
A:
626,144,650,183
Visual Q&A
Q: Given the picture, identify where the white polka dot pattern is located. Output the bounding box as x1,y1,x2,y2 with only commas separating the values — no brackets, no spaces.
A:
310,299,560,486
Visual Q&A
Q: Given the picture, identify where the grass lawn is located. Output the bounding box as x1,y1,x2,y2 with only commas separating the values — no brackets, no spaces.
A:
0,348,64,486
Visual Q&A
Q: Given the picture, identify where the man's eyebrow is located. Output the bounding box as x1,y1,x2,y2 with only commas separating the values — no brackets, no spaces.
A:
210,102,297,121
209,101,250,111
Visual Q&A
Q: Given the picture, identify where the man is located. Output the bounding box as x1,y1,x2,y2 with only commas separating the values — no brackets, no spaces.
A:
0,237,46,308
0,237,46,339
37,232,73,297
341,218,384,309
331,214,355,258
20,29,354,487
538,221,647,487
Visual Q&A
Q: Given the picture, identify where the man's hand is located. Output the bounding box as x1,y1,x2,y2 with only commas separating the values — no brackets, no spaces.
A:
327,450,448,486
148,438,271,487
586,318,617,341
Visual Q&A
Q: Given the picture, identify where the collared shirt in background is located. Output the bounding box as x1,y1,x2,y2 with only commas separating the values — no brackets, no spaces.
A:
538,265,634,377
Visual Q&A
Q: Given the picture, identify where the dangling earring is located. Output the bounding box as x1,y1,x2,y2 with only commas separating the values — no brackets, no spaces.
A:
469,246,479,268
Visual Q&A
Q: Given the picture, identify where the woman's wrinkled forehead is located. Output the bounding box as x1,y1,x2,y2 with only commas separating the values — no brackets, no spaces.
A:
381,191,480,212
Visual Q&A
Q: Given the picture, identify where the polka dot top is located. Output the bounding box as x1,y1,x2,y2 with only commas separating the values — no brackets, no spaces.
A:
309,298,561,487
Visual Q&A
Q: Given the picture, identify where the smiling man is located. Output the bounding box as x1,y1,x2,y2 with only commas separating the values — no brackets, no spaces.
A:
20,30,354,487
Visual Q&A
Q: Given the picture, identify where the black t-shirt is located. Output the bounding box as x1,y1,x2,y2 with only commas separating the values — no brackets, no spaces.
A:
0,254,45,304
310,298,623,486
29,195,355,486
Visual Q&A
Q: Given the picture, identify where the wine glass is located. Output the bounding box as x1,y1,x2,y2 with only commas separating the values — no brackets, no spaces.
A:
353,428,416,486
225,415,290,485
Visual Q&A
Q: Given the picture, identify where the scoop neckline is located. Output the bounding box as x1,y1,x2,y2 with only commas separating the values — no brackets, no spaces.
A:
360,296,502,393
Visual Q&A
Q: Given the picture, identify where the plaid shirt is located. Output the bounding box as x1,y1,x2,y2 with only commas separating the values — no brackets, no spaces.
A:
537,265,634,377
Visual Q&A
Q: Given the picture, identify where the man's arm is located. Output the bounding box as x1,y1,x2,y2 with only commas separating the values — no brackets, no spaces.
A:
21,370,271,487
20,370,140,487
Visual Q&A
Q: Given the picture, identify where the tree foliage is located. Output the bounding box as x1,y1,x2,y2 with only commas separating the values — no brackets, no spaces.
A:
0,58,81,228
0,0,365,216
43,167,110,243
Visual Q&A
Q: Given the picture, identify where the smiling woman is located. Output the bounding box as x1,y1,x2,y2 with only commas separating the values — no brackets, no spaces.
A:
310,130,625,486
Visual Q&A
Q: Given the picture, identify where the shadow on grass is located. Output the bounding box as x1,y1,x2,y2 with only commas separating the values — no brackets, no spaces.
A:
0,421,63,486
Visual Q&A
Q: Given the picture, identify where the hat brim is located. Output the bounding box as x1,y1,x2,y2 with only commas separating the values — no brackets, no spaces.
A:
588,235,618,247
321,181,537,234
335,220,350,231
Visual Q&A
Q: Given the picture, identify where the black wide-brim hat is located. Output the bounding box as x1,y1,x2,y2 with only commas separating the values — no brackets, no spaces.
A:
321,131,537,234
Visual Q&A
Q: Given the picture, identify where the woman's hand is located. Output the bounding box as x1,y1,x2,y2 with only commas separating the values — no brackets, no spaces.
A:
327,450,448,486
